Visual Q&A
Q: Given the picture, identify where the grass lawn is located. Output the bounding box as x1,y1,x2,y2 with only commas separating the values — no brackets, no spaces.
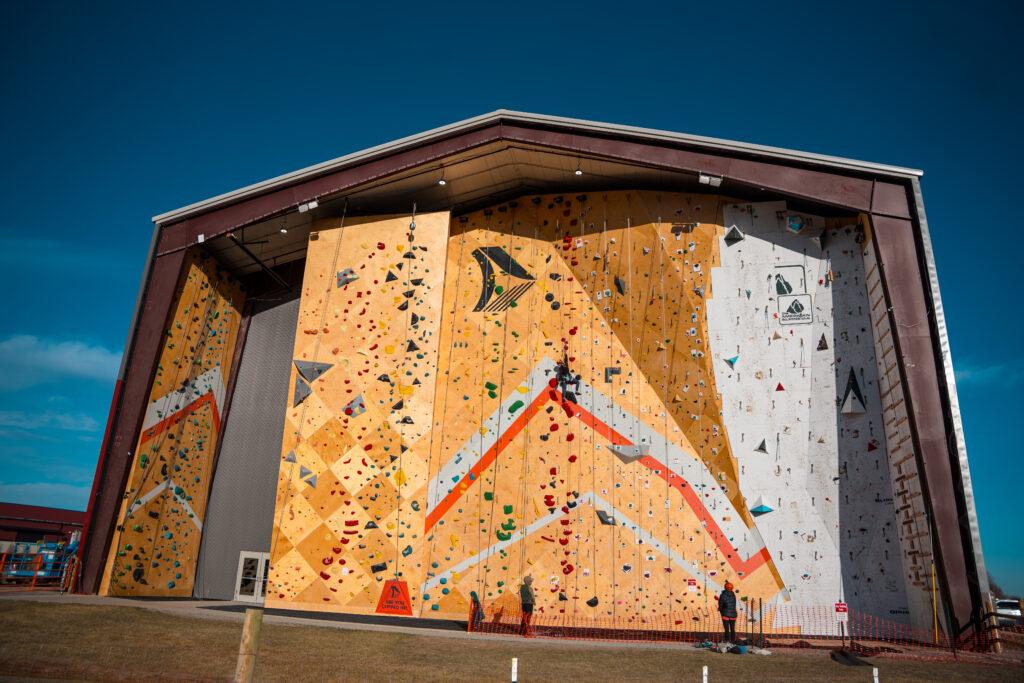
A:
0,601,1020,682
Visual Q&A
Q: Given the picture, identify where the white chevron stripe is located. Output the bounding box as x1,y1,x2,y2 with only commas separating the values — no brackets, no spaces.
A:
420,492,722,595
425,358,759,560
142,366,226,432
124,478,203,532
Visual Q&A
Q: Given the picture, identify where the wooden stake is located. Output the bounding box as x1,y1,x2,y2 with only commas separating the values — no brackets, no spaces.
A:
983,595,1002,654
233,608,264,683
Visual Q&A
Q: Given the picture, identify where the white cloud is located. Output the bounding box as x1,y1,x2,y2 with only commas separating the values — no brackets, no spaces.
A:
0,335,121,391
0,410,100,432
954,361,1024,387
0,481,90,511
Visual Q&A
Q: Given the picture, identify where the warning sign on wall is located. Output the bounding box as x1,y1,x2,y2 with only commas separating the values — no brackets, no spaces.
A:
375,579,413,615
687,578,698,593
834,602,848,623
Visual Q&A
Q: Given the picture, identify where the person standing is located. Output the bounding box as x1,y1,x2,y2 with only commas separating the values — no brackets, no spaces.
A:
718,581,738,644
519,575,535,637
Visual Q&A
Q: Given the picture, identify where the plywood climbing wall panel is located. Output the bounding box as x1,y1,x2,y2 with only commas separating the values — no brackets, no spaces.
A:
101,249,245,596
266,193,928,634
267,212,450,613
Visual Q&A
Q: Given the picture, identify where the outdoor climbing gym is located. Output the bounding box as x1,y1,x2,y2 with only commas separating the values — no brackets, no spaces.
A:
74,111,990,652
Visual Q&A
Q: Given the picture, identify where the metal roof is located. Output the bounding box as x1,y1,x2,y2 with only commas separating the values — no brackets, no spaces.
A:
153,109,923,226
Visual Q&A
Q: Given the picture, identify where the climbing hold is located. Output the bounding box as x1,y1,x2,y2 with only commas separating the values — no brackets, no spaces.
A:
586,596,599,607
343,395,367,417
370,562,387,573
724,355,739,369
385,271,399,282
840,367,866,414
336,268,358,287
295,360,333,382
604,367,621,383
607,443,649,464
292,376,312,407
776,383,785,392
817,333,829,351
724,225,745,243
407,340,420,352
596,510,616,526
284,451,297,463
614,276,626,295
750,495,773,516
754,439,768,454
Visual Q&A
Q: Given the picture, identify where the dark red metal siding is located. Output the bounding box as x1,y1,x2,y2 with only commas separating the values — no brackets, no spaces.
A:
870,214,974,631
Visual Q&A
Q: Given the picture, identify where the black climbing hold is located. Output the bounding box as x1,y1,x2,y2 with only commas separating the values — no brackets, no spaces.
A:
586,596,599,607
545,293,555,302
385,271,399,282
403,252,416,259
399,416,414,424
410,278,424,286
397,300,409,311
378,374,392,383
817,334,829,351
370,562,387,573
614,276,626,295
392,400,404,411
365,521,378,529
596,510,616,525
559,592,568,601
551,301,560,310
549,273,561,281
402,290,415,299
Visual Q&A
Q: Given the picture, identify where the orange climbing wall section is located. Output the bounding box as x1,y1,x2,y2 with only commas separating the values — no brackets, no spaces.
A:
267,212,450,612
266,194,786,623
101,249,245,596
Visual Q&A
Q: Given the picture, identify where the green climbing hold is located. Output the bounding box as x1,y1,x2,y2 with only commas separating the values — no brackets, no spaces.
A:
503,504,513,515
484,491,494,501
508,400,524,414
484,381,497,391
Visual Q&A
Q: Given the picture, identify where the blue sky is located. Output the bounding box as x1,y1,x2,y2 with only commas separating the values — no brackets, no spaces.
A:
1,2,1020,593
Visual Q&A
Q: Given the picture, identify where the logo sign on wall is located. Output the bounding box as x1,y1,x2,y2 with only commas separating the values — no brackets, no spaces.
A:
775,265,813,326
375,579,413,616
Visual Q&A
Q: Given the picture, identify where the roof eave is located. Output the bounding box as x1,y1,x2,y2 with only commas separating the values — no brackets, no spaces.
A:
152,109,924,226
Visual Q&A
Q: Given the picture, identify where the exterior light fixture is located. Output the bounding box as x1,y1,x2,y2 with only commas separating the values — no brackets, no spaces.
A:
438,167,447,186
574,159,583,176
698,173,723,187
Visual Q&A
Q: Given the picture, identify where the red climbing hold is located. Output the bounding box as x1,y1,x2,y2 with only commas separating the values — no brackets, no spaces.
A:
376,242,386,250
776,383,785,391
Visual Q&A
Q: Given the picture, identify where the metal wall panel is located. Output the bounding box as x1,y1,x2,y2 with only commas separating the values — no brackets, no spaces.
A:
193,290,300,599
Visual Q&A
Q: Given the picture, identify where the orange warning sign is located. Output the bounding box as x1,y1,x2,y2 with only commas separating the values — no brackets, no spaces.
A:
375,579,413,615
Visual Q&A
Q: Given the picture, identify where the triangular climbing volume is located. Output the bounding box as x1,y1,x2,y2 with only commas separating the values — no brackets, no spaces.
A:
840,367,867,414
294,360,333,382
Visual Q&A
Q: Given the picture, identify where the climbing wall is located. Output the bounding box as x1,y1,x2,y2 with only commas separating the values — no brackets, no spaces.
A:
101,249,245,596
266,192,928,634
267,212,450,611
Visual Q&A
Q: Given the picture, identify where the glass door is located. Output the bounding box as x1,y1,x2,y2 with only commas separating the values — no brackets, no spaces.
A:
234,551,270,602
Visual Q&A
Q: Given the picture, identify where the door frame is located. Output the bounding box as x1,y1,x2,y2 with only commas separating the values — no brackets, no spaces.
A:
233,550,270,603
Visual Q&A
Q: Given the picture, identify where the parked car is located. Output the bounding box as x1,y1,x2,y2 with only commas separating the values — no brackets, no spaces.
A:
995,599,1021,627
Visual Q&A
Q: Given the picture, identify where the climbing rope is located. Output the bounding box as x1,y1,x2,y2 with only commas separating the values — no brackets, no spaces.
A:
268,200,348,572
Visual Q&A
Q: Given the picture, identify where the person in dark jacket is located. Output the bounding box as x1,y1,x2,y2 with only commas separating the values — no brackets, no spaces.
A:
519,575,535,637
717,581,738,643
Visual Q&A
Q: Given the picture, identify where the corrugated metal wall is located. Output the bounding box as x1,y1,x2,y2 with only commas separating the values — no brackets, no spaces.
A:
193,291,299,599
